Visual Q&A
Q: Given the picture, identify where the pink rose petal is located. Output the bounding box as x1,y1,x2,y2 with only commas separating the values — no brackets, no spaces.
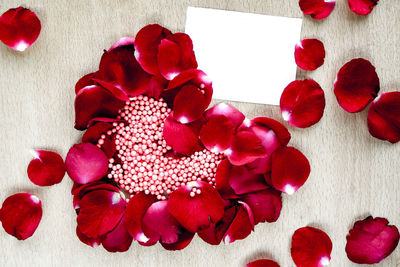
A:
242,189,282,224
0,193,42,240
200,115,235,153
347,0,379,15
295,39,325,71
0,7,41,51
271,146,310,194
228,131,267,166
291,226,333,267
299,0,336,20
247,259,280,267
168,181,224,233
280,79,326,128
346,216,400,264
102,217,133,253
367,92,400,143
27,150,66,186
334,58,380,113
65,143,109,185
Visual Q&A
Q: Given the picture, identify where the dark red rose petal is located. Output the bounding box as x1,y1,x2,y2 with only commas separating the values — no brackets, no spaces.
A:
161,230,195,251
134,24,172,75
250,117,291,146
280,79,326,128
77,189,125,238
163,114,203,155
27,150,66,186
0,7,41,51
291,226,333,267
75,72,98,94
158,33,198,80
228,131,267,166
76,227,101,247
223,201,254,243
205,103,245,130
334,58,380,113
347,0,379,15
102,217,133,253
242,189,282,224
346,216,400,264
367,92,400,143
295,39,325,71
65,143,109,185
0,193,42,240
108,37,134,51
74,85,125,130
173,84,208,123
168,181,224,233
215,159,239,199
82,122,116,157
271,146,310,194
247,259,280,267
200,115,235,153
299,0,336,20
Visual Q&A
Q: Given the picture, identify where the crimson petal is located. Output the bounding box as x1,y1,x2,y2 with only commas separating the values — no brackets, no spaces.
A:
82,122,116,157
200,115,235,153
242,189,282,224
295,39,325,71
0,7,41,51
291,226,333,267
347,0,379,15
228,131,266,166
168,181,224,233
102,217,133,253
0,193,42,240
65,143,109,185
205,103,245,130
280,79,326,128
367,92,400,143
334,58,380,113
161,230,195,250
345,216,400,264
76,227,101,247
271,146,310,194
299,0,336,20
215,159,239,199
27,150,66,186
250,117,291,146
75,72,98,94
223,201,254,244
108,37,134,51
247,259,280,267
173,84,208,123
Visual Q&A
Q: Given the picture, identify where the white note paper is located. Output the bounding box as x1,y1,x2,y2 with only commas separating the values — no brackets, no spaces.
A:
185,7,302,105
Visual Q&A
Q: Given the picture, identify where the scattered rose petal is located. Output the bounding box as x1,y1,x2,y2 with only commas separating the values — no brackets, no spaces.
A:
65,143,109,184
76,227,101,247
299,0,336,20
160,230,195,250
334,58,380,113
347,0,379,15
247,259,280,267
205,103,245,130
346,216,400,264
291,226,333,267
27,150,66,186
168,181,224,233
242,189,282,224
75,72,97,94
102,217,133,252
295,39,325,71
0,7,41,51
271,146,310,194
173,84,208,123
108,37,134,51
280,79,326,128
200,115,235,153
228,131,266,166
0,193,42,240
223,202,254,244
367,92,400,143
82,122,116,157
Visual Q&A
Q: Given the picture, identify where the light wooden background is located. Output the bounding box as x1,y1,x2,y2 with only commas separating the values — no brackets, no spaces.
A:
0,1,399,266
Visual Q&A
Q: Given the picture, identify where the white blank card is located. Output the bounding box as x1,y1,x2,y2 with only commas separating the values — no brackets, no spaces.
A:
185,7,302,105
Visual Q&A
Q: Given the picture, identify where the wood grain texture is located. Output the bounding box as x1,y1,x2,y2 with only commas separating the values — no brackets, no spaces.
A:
0,0,399,266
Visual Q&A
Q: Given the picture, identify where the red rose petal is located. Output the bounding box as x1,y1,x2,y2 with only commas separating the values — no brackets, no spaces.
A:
334,58,380,113
102,217,133,253
205,103,245,130
299,0,336,20
0,7,41,51
76,227,101,247
173,84,208,123
367,92,400,143
280,79,326,128
158,33,198,80
215,159,239,199
74,85,124,130
27,150,66,186
65,143,109,185
228,131,267,166
134,24,172,76
247,259,280,267
250,117,291,146
161,230,195,251
347,0,379,15
242,189,282,224
75,72,98,94
82,122,116,157
345,216,400,264
200,115,235,153
0,193,42,240
163,114,203,155
271,146,310,194
108,37,134,51
168,181,224,233
291,226,333,267
223,201,254,244
77,189,125,238
295,39,325,71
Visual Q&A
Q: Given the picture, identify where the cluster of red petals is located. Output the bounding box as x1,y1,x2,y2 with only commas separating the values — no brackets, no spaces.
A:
345,216,399,264
0,193,42,240
298,0,336,20
280,79,326,128
0,7,41,51
27,150,66,186
347,0,379,15
295,39,325,71
291,227,332,267
247,259,280,267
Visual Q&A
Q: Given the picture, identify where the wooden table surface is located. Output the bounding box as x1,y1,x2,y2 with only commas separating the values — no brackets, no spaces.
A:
0,0,399,266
